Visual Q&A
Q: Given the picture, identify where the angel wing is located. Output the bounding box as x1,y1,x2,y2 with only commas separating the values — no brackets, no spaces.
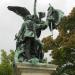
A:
8,6,31,19
56,9,64,25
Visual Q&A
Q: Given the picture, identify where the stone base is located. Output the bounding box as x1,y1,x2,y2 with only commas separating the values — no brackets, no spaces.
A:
15,62,57,75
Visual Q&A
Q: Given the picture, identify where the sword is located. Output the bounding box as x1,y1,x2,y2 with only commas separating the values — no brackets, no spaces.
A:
34,0,37,16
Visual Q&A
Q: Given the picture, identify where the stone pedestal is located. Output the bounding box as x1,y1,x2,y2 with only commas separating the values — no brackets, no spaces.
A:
15,63,57,75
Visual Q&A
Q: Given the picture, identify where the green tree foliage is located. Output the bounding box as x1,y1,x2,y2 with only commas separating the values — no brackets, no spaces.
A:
42,7,75,75
8,50,15,63
42,36,55,52
1,50,10,64
0,49,15,75
52,7,75,65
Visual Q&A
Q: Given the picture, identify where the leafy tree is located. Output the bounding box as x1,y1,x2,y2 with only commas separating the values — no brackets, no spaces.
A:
0,49,15,75
42,7,75,75
52,7,75,65
42,36,55,52
8,50,15,64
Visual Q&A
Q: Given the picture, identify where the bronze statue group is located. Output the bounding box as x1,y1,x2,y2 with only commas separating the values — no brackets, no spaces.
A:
8,0,64,63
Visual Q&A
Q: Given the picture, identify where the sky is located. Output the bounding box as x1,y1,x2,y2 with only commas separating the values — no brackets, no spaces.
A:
44,50,52,62
0,0,75,52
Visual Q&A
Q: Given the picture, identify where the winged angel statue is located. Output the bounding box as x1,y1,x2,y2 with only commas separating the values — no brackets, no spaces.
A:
8,0,47,63
8,0,64,63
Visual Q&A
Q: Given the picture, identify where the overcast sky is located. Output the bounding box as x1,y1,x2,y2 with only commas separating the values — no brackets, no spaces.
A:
0,0,75,52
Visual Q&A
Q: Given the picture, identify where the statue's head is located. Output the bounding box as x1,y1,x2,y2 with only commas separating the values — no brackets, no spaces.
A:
38,12,45,19
32,15,40,23
25,15,33,20
23,15,39,23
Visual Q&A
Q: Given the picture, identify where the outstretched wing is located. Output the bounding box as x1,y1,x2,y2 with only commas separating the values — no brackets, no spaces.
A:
8,6,31,18
56,9,64,25
53,9,64,25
